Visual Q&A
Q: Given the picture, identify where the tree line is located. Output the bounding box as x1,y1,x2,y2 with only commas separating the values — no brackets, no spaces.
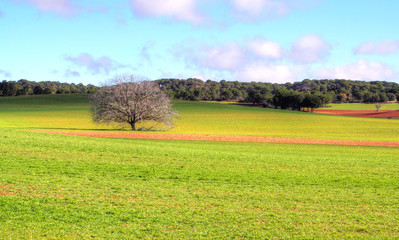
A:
2,78,399,111
0,79,98,96
156,78,399,110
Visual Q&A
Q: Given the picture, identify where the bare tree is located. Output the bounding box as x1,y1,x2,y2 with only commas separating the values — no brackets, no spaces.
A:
375,103,382,112
89,75,177,131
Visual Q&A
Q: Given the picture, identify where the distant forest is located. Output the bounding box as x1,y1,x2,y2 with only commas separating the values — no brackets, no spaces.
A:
156,78,399,110
0,79,98,96
2,78,399,111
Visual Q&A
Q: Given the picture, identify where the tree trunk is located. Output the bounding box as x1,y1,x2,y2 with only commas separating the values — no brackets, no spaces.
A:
129,121,136,131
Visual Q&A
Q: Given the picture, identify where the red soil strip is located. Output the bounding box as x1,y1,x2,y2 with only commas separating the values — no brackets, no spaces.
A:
314,109,399,119
35,130,399,147
0,185,17,196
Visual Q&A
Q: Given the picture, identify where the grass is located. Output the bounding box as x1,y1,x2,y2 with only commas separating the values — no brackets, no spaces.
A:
171,100,399,141
327,102,399,110
0,94,99,130
1,128,398,239
0,94,398,238
1,94,399,141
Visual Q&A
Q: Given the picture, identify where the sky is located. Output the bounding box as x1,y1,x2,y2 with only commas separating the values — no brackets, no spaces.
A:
1,0,399,85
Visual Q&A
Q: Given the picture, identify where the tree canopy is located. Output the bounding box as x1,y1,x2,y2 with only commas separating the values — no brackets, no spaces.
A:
0,79,98,96
155,78,399,109
2,77,398,111
89,75,177,131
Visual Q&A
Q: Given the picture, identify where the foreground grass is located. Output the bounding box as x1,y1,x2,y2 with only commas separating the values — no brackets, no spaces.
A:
1,95,399,142
1,128,398,239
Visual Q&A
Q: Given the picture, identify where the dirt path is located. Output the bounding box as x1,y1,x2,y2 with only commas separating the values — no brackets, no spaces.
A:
314,109,399,119
35,130,399,147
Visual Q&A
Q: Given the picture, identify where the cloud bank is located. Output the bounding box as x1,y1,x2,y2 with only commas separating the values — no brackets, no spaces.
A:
128,0,318,24
235,63,296,83
182,38,285,71
10,0,318,23
176,34,331,83
176,35,399,83
288,35,331,63
315,59,396,81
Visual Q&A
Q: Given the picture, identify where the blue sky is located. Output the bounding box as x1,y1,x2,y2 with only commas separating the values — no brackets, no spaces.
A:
1,0,399,85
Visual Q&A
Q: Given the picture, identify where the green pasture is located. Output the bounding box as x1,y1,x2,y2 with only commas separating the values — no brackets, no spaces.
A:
0,94,98,130
172,101,399,141
1,94,399,141
0,94,398,238
1,128,398,239
327,102,399,110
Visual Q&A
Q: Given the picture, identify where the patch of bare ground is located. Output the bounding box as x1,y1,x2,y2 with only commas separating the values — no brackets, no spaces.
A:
34,130,399,147
314,109,399,119
0,184,17,196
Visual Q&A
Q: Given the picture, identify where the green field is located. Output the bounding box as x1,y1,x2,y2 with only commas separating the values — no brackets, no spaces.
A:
1,95,399,141
0,94,398,239
328,102,399,110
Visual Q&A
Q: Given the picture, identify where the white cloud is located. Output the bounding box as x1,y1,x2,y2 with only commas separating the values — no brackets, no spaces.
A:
128,0,318,23
130,0,203,23
13,0,77,16
248,39,283,60
193,43,245,70
354,41,399,55
180,38,283,72
64,53,127,75
235,63,296,83
227,0,319,20
229,0,289,17
64,69,81,78
174,35,333,83
0,69,12,78
289,34,331,63
314,59,396,81
11,0,107,17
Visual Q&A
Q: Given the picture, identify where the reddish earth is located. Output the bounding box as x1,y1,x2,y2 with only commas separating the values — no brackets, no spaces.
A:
314,109,399,119
0,184,17,196
35,130,399,147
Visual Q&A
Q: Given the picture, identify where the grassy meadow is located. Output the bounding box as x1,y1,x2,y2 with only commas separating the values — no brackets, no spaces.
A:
1,94,399,141
328,102,399,110
0,94,398,239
